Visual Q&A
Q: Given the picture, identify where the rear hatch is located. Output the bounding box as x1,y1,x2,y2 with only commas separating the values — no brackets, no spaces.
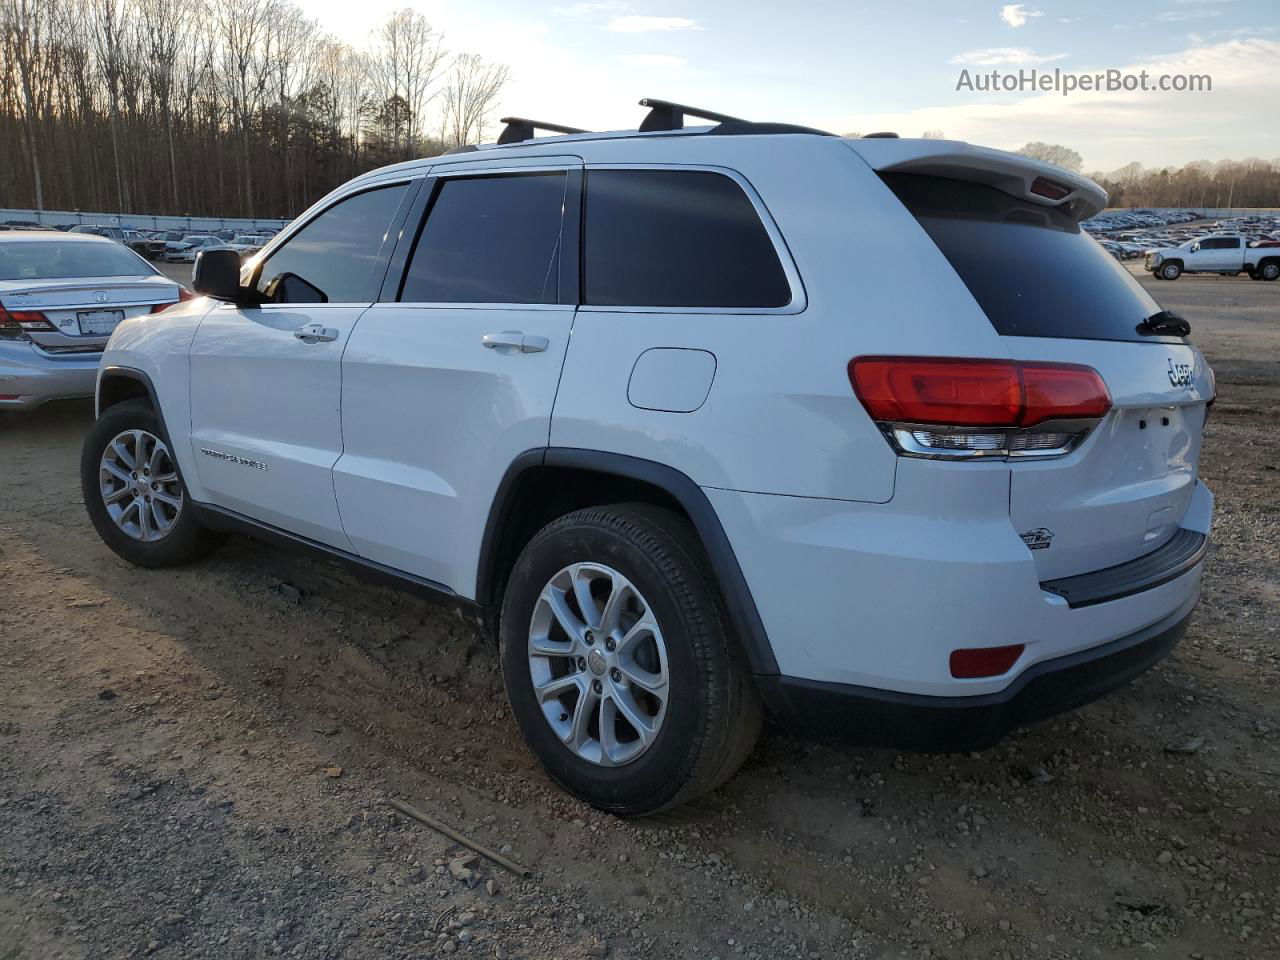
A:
857,141,1213,580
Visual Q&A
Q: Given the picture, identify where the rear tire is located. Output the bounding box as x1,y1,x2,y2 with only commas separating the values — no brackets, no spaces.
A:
1160,262,1182,280
81,399,224,567
499,503,761,815
1260,262,1280,282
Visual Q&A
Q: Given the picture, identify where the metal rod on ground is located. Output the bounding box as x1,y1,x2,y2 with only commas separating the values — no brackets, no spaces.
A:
385,797,533,879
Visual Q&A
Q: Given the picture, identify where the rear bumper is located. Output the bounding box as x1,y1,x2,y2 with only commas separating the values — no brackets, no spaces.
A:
759,602,1192,752
0,340,99,409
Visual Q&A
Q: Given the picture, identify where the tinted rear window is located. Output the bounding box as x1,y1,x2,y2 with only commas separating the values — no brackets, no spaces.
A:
401,173,566,304
882,173,1170,343
583,169,791,308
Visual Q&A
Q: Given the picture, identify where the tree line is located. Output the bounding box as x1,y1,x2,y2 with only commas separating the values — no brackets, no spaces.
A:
1016,143,1280,210
0,0,509,219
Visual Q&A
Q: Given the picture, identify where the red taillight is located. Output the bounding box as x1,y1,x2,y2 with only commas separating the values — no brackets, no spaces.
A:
151,290,193,313
950,644,1025,679
0,306,55,339
848,357,1110,428
1020,363,1112,425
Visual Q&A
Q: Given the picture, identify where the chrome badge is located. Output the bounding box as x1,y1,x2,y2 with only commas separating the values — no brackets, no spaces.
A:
200,448,268,471
1167,358,1193,388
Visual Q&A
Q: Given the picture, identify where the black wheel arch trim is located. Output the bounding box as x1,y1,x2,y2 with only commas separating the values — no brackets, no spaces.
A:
97,365,172,445
476,448,781,676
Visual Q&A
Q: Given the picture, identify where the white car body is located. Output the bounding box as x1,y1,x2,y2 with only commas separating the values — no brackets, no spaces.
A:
164,235,223,262
1145,233,1280,280
94,125,1214,755
0,232,183,409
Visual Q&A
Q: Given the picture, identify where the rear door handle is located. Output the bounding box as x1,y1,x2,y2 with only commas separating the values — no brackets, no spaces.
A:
294,322,339,343
482,331,548,353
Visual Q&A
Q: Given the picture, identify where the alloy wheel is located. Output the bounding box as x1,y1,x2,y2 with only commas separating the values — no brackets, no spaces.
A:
527,562,670,766
98,429,183,542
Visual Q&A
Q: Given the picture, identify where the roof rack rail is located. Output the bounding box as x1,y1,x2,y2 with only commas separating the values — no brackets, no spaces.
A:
497,117,589,145
862,131,900,139
638,98,744,132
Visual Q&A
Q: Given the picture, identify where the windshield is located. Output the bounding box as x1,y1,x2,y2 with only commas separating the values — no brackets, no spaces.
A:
0,240,157,281
881,173,1178,344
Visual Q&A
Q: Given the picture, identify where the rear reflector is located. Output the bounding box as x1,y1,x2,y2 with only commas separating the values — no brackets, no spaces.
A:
950,644,1025,678
849,357,1110,428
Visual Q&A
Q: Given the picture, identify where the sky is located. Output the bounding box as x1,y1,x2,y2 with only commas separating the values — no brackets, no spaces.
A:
301,0,1280,172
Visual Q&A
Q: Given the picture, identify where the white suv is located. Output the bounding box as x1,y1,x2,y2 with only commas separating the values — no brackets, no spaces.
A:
81,102,1215,815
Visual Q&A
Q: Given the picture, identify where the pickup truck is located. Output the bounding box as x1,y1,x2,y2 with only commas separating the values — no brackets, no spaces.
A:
1144,234,1280,281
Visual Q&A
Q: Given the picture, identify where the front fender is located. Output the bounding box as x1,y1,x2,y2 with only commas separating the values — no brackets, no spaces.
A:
97,297,216,503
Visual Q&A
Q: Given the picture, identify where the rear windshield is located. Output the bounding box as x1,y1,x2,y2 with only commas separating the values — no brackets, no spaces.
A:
881,173,1175,343
0,240,156,281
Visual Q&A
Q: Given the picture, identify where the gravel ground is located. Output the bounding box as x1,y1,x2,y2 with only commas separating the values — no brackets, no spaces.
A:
1,268,1278,960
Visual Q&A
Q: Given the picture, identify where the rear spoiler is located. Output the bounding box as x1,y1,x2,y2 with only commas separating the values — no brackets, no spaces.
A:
845,138,1108,222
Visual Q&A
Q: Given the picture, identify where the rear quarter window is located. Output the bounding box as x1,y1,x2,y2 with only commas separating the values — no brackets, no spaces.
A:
583,169,791,309
881,173,1173,343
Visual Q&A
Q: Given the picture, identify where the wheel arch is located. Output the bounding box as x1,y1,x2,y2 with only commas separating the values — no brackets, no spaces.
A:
97,366,172,444
477,448,780,676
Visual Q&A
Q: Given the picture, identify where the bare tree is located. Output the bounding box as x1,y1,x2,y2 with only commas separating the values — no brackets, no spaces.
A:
1016,141,1084,173
370,8,446,159
440,53,508,148
1,0,61,209
0,0,518,217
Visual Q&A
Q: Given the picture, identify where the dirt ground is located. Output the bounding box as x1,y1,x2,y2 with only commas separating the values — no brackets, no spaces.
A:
2,267,1278,960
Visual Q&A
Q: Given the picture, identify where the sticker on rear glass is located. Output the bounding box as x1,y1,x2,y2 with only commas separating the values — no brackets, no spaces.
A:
1020,528,1054,551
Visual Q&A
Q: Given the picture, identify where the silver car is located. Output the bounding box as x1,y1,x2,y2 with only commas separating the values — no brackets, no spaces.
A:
0,232,186,411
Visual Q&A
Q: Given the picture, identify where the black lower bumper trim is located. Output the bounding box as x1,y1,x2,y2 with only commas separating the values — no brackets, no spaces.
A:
1041,528,1207,608
757,608,1192,752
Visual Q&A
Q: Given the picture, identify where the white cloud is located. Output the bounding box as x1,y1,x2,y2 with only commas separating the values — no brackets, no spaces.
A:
952,47,1068,65
827,38,1280,170
554,1,628,16
1158,8,1224,20
1000,4,1043,28
606,15,702,32
616,53,688,67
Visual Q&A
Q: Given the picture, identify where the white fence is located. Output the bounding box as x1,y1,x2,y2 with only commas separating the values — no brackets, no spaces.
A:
1,207,290,232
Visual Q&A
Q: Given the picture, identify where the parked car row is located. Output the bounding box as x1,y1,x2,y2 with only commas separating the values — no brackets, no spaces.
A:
1085,210,1280,275
0,220,283,261
1083,209,1203,233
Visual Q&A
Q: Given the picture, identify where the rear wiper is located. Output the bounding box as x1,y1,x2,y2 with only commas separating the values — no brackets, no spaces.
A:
1136,310,1191,337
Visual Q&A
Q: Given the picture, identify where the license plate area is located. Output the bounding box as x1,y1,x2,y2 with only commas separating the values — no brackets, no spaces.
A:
77,309,125,335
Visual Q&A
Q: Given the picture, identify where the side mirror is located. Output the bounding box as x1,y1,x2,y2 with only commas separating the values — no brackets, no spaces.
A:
1189,243,1200,253
193,247,245,301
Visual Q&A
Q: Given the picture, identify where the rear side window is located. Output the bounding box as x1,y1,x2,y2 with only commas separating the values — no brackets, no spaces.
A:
256,183,408,304
583,169,791,308
400,173,566,304
881,173,1169,343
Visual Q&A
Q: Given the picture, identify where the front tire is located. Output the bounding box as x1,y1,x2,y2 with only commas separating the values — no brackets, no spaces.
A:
1160,262,1182,280
81,399,223,567
499,504,761,815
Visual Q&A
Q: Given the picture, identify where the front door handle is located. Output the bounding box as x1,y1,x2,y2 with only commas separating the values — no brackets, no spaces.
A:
482,331,548,353
294,322,339,343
